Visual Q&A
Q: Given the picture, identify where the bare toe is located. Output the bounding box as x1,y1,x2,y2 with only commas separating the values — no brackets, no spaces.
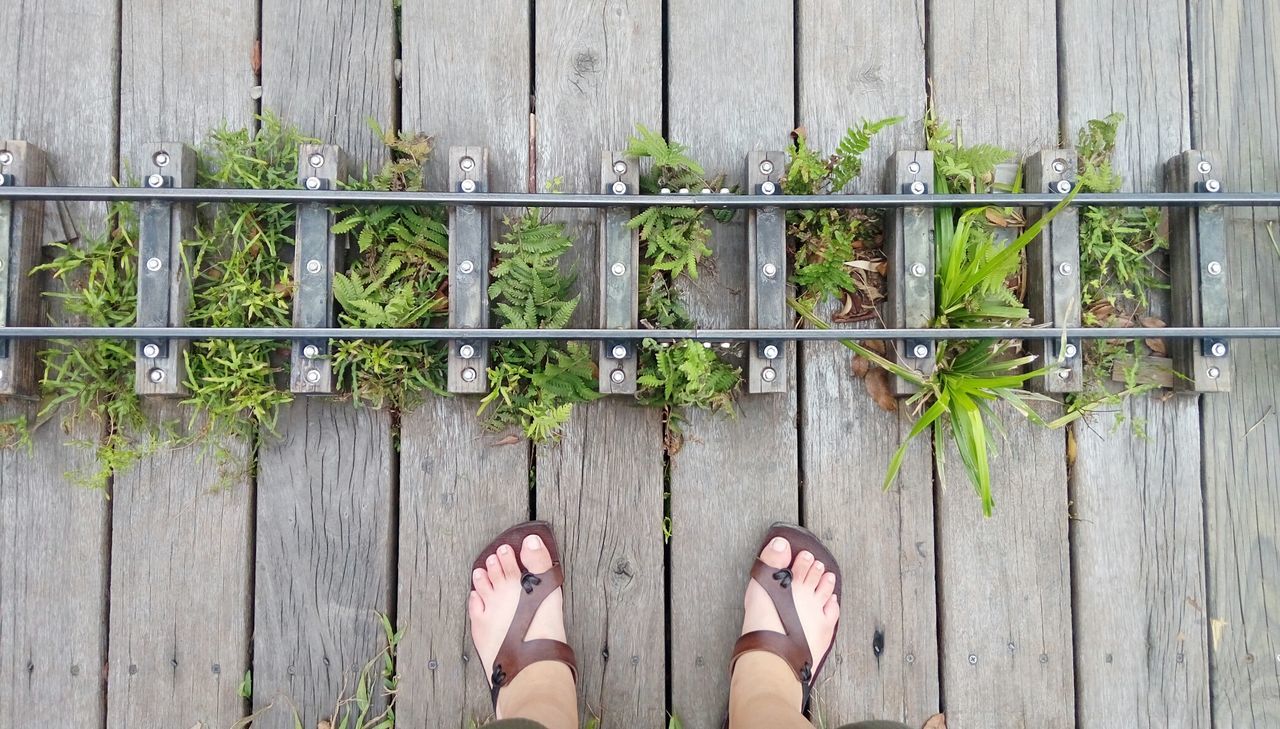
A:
473,567,494,598
520,534,553,574
496,544,521,579
816,572,837,602
803,560,825,588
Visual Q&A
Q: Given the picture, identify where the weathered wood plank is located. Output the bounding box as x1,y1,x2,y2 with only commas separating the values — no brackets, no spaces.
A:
0,1,119,726
928,2,1075,726
667,4,797,728
253,401,395,726
1058,3,1210,727
396,3,532,725
254,3,397,725
107,1,257,725
1192,2,1280,725
533,2,666,726
796,2,939,725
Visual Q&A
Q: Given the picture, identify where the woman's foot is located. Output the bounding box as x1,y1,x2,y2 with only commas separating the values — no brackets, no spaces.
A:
739,536,840,702
468,534,569,717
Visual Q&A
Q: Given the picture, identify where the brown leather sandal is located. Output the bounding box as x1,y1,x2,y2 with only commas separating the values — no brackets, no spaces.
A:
730,522,842,715
470,520,578,708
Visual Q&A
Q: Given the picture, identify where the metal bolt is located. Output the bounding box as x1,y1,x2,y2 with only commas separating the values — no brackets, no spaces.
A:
720,187,731,194
611,344,628,360
303,344,320,359
0,370,4,380
153,151,171,168
611,181,627,195
461,179,477,193
304,176,321,190
909,262,926,278
0,176,6,187
660,187,671,194
1207,260,1223,276
1208,366,1222,379
611,262,626,277
459,344,476,359
146,257,162,272
1052,158,1068,174
142,343,160,359
762,262,779,279
1039,654,1049,664
459,260,475,274
1206,179,1222,193
761,367,777,383
1210,341,1228,357
913,343,930,359
1054,179,1073,194
1198,160,1213,175
461,367,478,383
968,654,978,665
678,187,690,194
147,173,165,188
720,342,731,350
148,368,165,383
613,160,628,175
761,180,777,195
0,150,11,166
1058,369,1072,380
1059,262,1074,276
763,344,779,360
906,653,915,664
460,156,475,172
1063,343,1079,359
703,342,712,348
610,369,626,384
909,180,927,195
308,152,325,168
305,369,321,384
701,187,711,194
907,161,921,174
759,159,775,175
306,259,322,274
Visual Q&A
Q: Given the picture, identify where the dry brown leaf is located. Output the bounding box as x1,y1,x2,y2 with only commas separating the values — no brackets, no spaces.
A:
865,367,898,413
1144,338,1168,357
848,259,880,272
985,208,1013,227
251,40,262,77
492,434,521,447
1140,316,1167,328
1066,428,1077,469
862,339,888,356
851,355,871,379
922,713,947,729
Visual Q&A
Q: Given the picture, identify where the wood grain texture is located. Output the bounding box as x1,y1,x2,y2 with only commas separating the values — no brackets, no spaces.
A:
1192,1,1280,725
0,1,119,725
796,2,939,725
1059,3,1209,726
928,2,1075,726
396,3,533,725
254,3,397,726
108,2,257,725
666,4,798,728
253,400,395,728
533,2,666,726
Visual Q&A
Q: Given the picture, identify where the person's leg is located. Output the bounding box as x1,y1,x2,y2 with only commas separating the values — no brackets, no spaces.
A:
486,721,551,729
469,534,578,729
728,536,840,729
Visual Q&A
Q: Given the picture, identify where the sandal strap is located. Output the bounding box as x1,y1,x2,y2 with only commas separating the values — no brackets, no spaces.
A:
728,558,815,680
489,563,578,703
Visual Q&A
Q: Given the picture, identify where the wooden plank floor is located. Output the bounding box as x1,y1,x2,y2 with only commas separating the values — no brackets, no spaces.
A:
2,2,1279,729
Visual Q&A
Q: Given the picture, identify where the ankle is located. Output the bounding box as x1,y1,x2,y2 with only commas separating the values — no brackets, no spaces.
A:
730,650,803,710
496,661,578,729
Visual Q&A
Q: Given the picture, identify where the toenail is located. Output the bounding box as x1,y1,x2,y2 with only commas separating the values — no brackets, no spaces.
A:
499,545,511,554
473,568,485,579
826,574,836,582
800,551,813,561
814,561,824,572
525,536,542,550
771,538,786,552
487,556,498,566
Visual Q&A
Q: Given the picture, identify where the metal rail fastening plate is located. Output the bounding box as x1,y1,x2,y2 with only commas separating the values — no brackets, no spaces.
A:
0,141,47,397
290,144,347,393
1167,150,1230,392
1024,150,1083,393
135,143,196,395
599,152,639,394
448,146,491,394
747,151,787,393
883,151,935,396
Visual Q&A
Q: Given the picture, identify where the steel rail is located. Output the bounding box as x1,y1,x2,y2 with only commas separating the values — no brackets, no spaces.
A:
2,325,1278,341
0,186,1276,209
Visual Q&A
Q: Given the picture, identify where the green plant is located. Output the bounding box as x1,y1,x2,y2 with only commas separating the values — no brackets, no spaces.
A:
925,107,1016,194
626,125,741,419
784,119,901,315
1072,113,1168,402
478,198,600,442
332,123,450,410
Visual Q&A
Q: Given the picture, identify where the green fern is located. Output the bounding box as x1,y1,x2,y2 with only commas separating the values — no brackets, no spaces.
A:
829,116,904,191
479,200,600,442
925,107,1014,194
